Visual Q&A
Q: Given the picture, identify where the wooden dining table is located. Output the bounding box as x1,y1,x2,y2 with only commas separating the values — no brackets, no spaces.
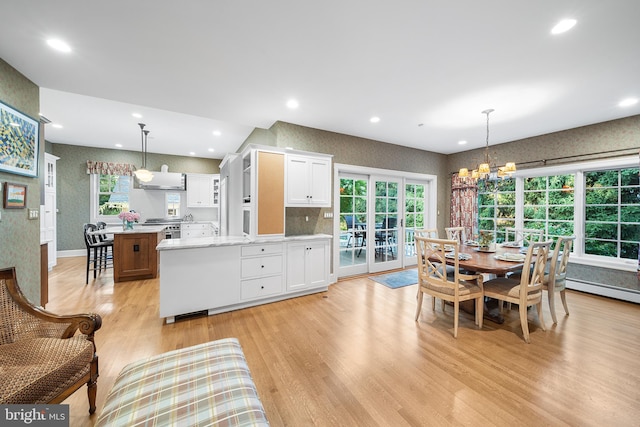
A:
436,244,532,323
448,244,529,276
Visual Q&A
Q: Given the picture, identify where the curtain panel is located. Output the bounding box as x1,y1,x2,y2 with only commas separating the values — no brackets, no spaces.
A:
450,173,477,241
86,161,136,176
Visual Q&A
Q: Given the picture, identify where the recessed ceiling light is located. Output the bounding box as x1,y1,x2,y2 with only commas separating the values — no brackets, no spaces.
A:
132,113,142,119
52,123,63,129
551,19,577,35
618,98,638,107
115,143,123,148
213,130,221,136
208,148,215,152
46,39,72,53
370,116,380,123
458,140,467,145
189,152,196,156
286,99,299,109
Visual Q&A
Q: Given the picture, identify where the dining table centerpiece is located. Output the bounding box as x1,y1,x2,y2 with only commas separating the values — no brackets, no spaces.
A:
477,230,496,252
118,210,140,230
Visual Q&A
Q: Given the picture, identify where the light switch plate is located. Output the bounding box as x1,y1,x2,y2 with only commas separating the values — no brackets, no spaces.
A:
28,208,39,220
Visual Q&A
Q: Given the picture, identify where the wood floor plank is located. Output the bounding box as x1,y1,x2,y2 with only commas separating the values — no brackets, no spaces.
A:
43,257,640,427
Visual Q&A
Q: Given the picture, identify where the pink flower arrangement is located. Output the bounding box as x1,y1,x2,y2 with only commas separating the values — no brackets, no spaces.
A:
118,211,140,222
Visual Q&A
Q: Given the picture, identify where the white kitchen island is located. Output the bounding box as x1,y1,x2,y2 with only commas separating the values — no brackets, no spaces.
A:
156,234,331,323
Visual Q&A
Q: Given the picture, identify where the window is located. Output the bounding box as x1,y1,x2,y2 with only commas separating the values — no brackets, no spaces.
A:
497,156,639,270
477,177,515,242
584,167,639,260
91,174,131,221
166,193,181,218
523,174,574,240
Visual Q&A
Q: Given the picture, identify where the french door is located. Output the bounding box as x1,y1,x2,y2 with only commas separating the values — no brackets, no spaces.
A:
337,168,434,278
338,174,369,277
368,176,403,273
403,181,429,266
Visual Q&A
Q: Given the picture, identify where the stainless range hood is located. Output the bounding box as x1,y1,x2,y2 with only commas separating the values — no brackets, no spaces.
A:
134,165,186,190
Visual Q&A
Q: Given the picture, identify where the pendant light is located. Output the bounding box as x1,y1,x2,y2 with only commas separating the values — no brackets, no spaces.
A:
459,109,516,180
133,122,154,182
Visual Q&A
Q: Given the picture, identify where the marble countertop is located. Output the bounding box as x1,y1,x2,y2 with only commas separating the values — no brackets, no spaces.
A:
92,225,167,235
156,233,332,251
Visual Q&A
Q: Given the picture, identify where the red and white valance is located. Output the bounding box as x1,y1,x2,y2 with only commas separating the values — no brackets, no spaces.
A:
86,161,136,176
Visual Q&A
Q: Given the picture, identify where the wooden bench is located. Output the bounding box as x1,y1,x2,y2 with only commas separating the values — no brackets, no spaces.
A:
96,338,269,426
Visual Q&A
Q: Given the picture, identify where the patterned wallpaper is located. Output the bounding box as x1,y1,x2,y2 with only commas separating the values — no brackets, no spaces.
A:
0,59,42,303
265,121,450,236
51,143,221,251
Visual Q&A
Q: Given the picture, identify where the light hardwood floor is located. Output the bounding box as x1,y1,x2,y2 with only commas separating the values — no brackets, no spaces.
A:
45,256,640,426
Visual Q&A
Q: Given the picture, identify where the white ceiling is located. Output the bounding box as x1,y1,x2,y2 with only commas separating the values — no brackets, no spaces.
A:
1,1,639,160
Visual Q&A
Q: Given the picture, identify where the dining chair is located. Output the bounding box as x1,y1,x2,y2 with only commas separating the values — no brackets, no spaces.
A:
83,224,114,284
483,240,552,343
415,236,484,338
344,215,365,256
375,217,397,259
504,227,544,247
414,228,439,238
543,235,576,324
445,226,467,244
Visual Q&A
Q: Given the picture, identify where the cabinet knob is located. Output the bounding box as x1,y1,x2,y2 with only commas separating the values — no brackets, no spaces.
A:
261,265,264,268
261,286,264,289
261,248,264,252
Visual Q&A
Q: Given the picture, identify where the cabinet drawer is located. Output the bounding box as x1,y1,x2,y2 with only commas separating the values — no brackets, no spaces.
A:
182,229,213,238
241,243,283,257
181,223,211,231
241,255,282,278
241,275,283,301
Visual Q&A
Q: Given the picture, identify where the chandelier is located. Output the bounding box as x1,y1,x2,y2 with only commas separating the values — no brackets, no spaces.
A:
133,122,154,182
458,109,516,180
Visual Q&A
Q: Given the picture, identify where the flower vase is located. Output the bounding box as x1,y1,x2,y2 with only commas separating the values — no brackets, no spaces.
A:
477,231,496,252
123,220,135,231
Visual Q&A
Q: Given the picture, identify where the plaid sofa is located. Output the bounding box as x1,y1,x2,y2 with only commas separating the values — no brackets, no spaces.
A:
96,338,269,426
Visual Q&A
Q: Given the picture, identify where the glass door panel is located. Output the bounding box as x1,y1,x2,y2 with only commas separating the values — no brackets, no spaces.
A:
404,181,427,265
338,174,369,276
370,176,402,272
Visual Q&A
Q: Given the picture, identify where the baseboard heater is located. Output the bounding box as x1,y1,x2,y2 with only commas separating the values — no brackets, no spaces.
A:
174,310,209,322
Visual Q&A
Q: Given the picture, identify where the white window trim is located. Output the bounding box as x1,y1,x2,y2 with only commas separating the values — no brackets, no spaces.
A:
512,155,639,272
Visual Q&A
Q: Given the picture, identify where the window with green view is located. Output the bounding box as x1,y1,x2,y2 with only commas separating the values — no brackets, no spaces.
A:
523,174,574,241
584,167,640,260
97,174,131,217
477,178,515,243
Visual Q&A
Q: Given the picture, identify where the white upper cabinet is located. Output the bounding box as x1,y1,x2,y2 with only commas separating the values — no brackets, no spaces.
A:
285,154,331,207
186,173,218,208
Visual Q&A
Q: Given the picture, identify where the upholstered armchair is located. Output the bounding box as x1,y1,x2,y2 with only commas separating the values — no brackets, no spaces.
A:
0,267,102,414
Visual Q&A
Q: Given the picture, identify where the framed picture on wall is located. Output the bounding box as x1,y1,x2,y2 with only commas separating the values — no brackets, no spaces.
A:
3,182,27,209
0,100,40,177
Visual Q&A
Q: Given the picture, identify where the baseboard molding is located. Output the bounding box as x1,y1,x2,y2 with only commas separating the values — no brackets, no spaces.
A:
567,279,640,304
58,249,85,258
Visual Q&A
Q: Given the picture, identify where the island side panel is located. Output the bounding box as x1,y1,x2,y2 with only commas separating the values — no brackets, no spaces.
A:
114,231,162,282
159,245,241,319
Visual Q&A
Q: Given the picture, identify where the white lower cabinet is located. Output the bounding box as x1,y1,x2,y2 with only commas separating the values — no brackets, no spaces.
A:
159,236,331,322
287,239,330,292
240,243,284,301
